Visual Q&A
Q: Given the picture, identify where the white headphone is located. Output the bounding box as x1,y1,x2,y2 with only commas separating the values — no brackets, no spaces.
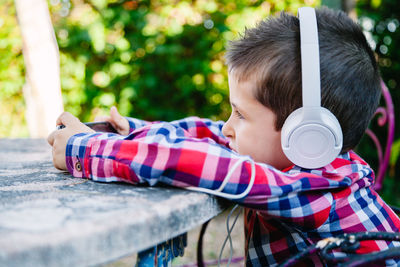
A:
281,7,343,169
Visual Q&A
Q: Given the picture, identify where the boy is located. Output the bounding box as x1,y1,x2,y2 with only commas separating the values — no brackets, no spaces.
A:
48,7,400,266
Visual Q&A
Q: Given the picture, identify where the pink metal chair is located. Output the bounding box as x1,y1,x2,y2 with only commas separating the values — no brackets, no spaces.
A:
367,80,396,192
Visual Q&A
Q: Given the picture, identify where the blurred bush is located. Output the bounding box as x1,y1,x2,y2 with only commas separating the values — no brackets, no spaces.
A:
0,1,28,137
48,0,318,123
356,0,400,205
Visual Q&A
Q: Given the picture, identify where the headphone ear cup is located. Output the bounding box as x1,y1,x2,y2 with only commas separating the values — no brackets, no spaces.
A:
281,107,343,169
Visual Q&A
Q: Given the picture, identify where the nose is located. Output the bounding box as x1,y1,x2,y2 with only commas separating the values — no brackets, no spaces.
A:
222,116,234,138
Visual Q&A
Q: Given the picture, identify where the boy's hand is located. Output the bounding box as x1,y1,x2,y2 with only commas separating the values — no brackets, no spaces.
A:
47,112,95,171
94,106,130,135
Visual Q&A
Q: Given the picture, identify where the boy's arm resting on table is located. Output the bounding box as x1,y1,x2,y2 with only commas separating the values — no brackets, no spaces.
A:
66,120,365,225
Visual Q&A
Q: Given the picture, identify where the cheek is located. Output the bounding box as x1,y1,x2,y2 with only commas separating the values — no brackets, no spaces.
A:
238,129,283,164
235,128,268,157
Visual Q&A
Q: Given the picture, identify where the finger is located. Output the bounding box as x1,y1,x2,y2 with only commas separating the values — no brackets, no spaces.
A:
56,112,69,126
52,138,68,170
110,106,126,127
51,139,59,169
56,112,81,127
94,115,110,122
51,143,59,169
110,106,120,119
52,140,63,170
61,111,81,126
47,130,57,146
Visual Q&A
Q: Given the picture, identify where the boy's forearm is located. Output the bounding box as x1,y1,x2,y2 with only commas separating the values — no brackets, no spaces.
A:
65,120,231,189
66,125,237,190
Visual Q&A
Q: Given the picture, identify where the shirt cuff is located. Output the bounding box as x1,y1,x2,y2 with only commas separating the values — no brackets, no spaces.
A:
65,132,100,178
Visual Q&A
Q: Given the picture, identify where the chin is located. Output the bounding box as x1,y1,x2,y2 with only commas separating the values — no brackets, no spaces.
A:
228,144,237,152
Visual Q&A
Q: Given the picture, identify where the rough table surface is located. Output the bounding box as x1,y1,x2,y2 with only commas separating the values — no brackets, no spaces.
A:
0,139,226,267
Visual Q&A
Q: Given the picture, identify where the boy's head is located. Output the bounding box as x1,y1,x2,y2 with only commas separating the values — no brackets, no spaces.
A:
222,7,381,168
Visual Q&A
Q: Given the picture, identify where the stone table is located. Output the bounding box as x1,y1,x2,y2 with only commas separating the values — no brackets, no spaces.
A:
0,139,227,266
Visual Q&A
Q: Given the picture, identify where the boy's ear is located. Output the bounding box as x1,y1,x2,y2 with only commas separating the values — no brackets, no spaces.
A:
281,106,342,169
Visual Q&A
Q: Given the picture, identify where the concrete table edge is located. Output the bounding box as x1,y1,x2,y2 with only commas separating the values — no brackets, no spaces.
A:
0,138,229,267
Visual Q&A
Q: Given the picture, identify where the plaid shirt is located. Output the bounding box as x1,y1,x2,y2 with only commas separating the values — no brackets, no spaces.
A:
66,117,400,266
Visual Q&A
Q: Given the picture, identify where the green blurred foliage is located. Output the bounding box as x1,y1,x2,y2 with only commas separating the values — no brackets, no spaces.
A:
46,0,318,124
0,0,320,137
47,0,318,123
356,0,400,205
0,1,28,137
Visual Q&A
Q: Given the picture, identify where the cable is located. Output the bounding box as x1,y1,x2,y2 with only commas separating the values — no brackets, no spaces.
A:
218,204,243,267
187,156,256,199
187,157,253,266
197,220,211,267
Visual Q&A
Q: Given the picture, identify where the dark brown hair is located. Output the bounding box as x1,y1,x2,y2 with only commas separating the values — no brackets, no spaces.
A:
225,7,381,152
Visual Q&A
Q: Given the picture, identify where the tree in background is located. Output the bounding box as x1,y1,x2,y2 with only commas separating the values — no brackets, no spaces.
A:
15,0,64,138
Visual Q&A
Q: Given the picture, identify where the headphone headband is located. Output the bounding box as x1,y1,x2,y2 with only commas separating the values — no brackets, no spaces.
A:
298,7,321,108
281,7,343,169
